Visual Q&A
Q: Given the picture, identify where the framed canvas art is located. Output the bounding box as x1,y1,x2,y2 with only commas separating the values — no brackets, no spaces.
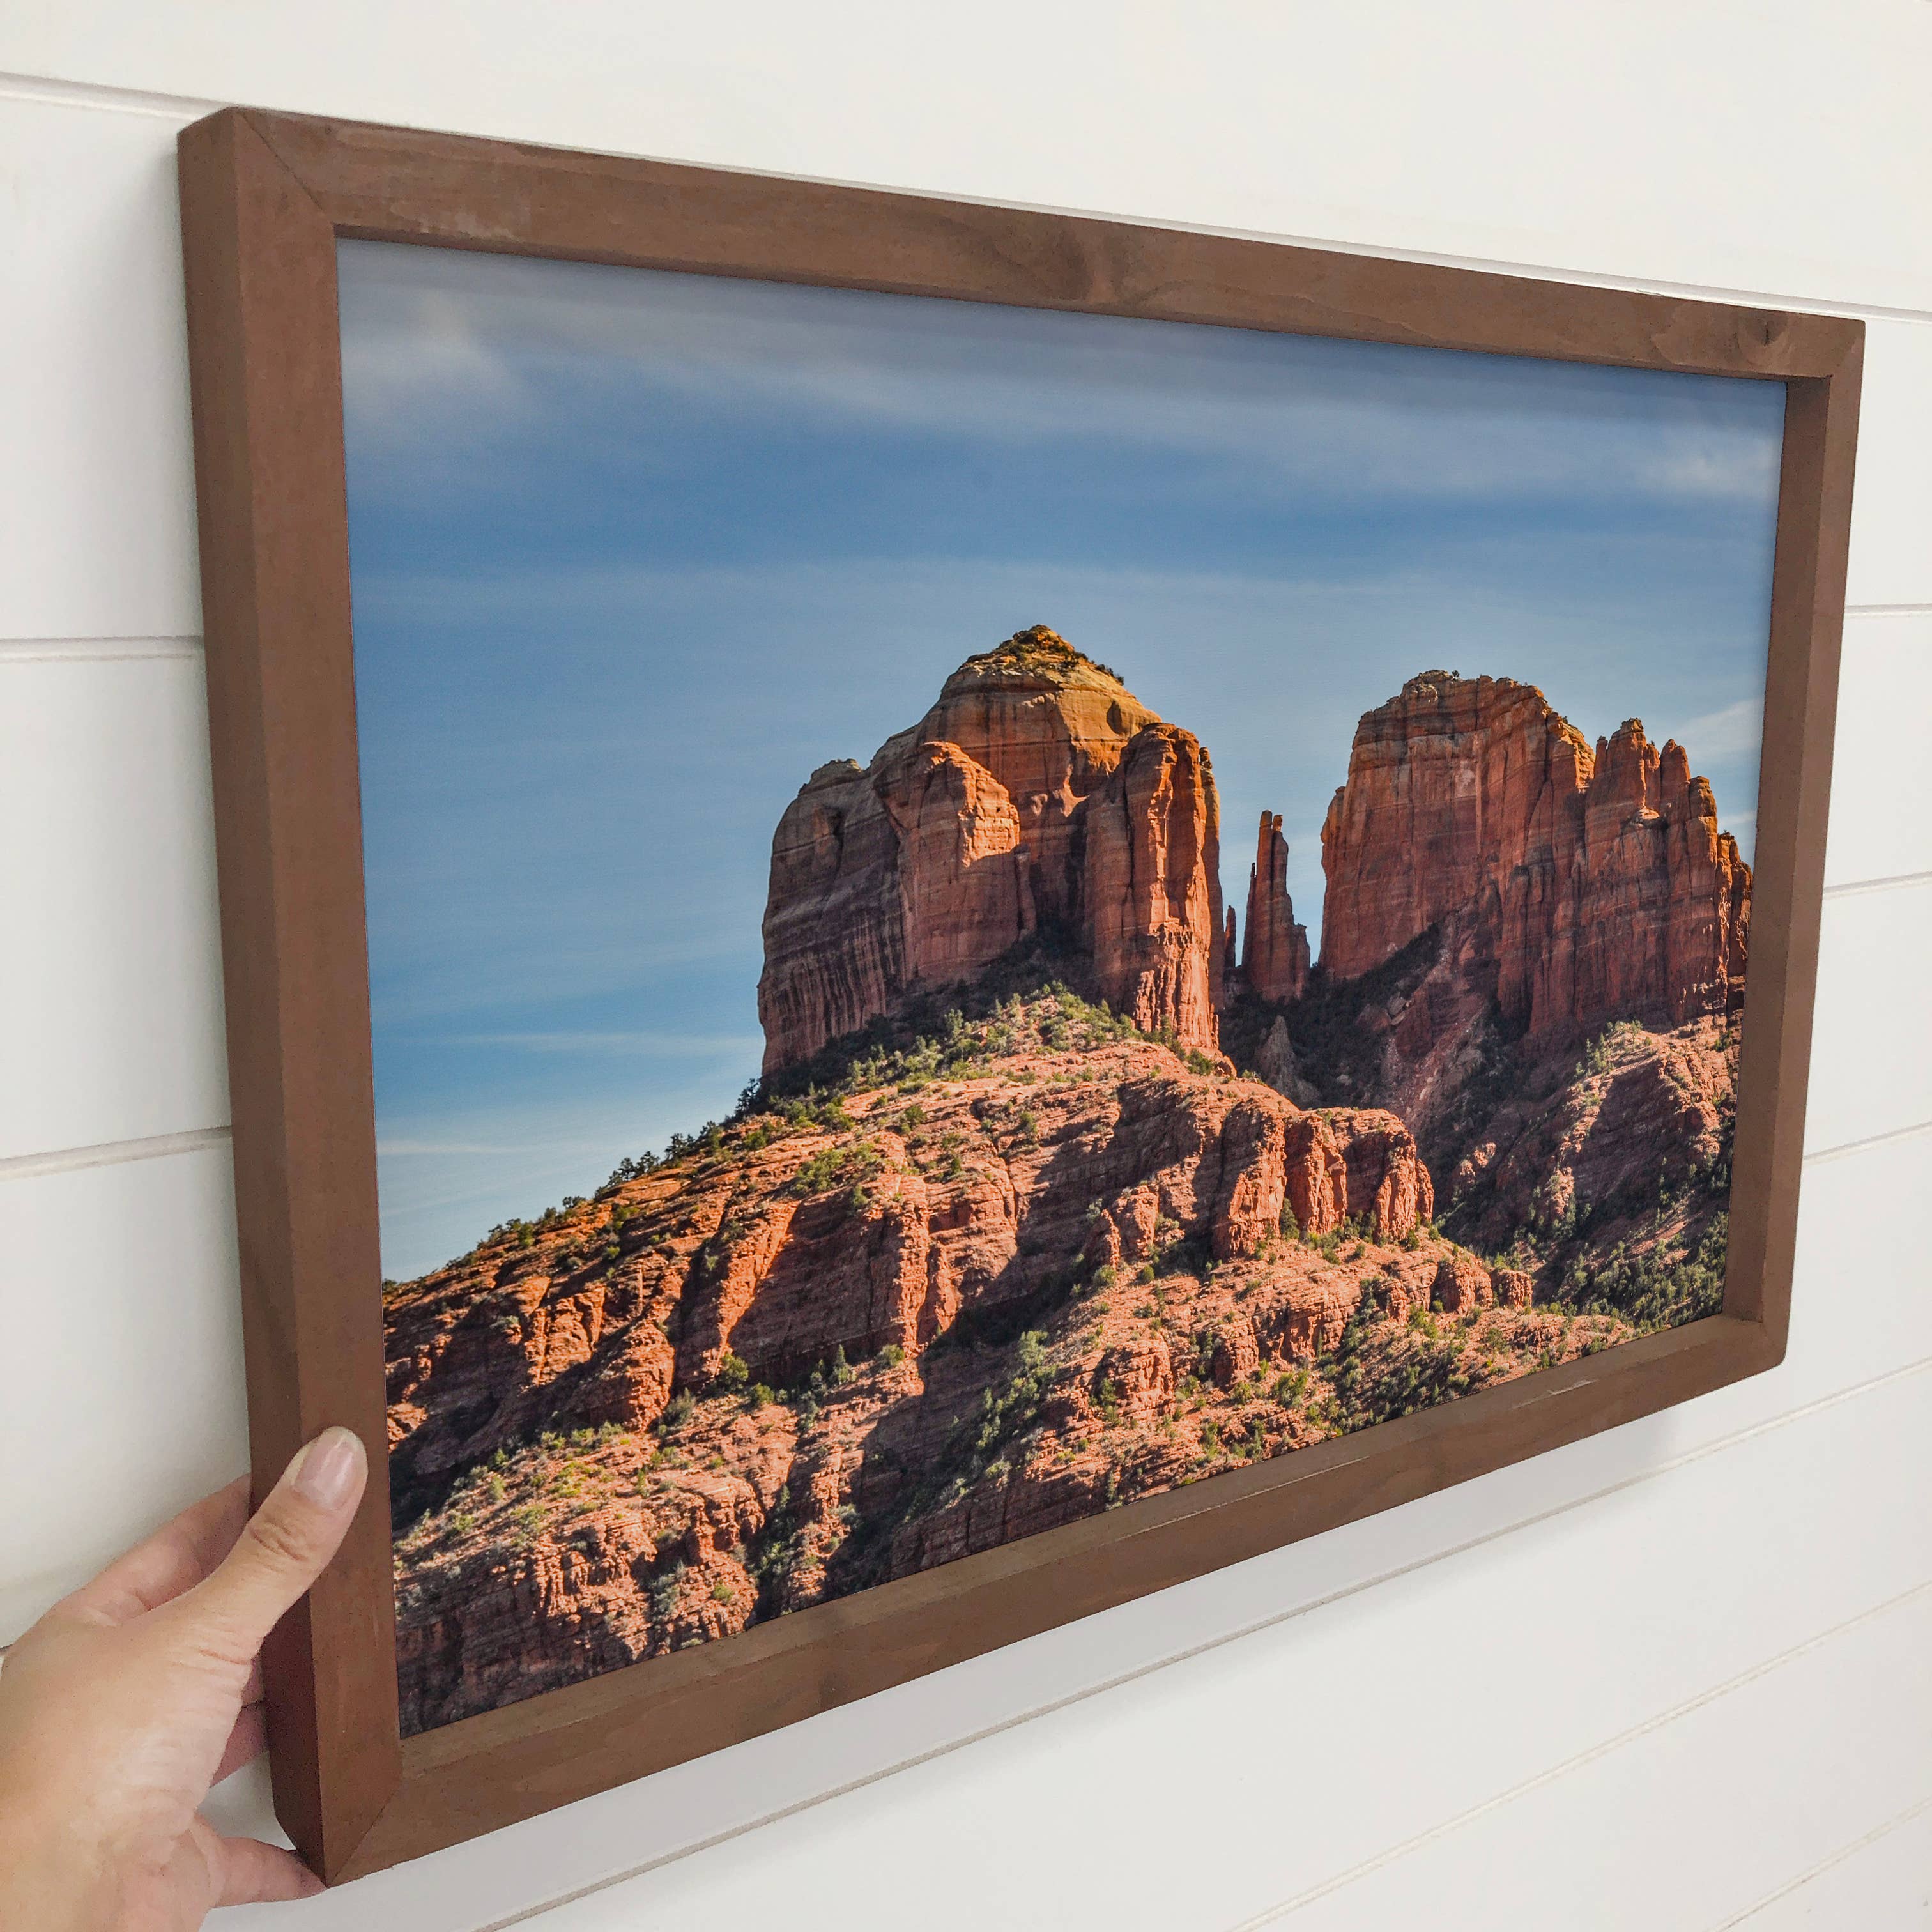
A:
178,107,1860,1882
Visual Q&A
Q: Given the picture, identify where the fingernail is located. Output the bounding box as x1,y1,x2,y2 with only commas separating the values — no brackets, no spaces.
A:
291,1427,365,1510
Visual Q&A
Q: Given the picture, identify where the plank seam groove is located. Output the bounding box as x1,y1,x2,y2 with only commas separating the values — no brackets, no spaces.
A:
1225,1577,1932,1930
1820,868,1932,900
1708,1792,1932,1930
1804,1116,1932,1167
0,1126,231,1182
0,636,203,663
461,1354,1932,1932
1,68,1929,327
0,69,211,119
1844,602,1932,618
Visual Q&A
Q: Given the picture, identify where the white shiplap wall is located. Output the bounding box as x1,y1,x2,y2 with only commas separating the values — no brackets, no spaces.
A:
3,6,1928,1926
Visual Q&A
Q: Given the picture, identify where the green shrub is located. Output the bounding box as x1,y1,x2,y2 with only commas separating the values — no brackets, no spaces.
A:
648,1561,687,1620
791,1146,847,1195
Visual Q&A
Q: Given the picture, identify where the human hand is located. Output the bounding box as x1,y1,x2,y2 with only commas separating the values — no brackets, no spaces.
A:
0,1427,369,1929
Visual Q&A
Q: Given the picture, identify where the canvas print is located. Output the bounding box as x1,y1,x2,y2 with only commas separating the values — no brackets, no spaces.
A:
341,242,1781,1735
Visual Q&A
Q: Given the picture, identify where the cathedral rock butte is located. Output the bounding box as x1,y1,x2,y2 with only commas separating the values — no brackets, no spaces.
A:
1314,670,1751,1039
381,632,1756,1734
758,626,1227,1073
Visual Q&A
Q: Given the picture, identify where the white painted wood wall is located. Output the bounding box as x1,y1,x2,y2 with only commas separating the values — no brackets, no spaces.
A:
4,6,1929,1925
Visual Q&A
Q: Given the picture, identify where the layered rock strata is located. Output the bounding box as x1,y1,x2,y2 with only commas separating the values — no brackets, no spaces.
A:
1317,671,1750,1038
387,994,1640,1735
758,627,1225,1071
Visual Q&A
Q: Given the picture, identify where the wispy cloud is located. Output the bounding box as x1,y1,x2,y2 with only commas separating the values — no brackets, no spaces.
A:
1673,695,1765,763
338,241,1786,510
441,1030,763,1056
376,1137,544,1156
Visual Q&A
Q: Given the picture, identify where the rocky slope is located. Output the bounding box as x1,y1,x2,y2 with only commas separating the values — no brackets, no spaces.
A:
757,627,1227,1073
387,987,1629,1735
387,654,1752,1735
1315,670,1750,1041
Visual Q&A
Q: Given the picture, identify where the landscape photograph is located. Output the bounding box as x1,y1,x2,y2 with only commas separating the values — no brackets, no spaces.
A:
339,242,1782,1734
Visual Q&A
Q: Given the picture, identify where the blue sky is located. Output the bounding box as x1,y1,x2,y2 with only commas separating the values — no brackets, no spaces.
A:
338,240,1784,1280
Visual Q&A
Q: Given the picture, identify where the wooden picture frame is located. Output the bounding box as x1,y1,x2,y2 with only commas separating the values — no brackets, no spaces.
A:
176,105,1860,1884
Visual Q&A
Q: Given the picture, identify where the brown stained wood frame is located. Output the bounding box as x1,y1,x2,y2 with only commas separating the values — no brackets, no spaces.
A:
177,105,1862,1884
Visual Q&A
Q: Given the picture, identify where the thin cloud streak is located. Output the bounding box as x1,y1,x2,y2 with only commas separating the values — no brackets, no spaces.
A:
442,1031,764,1056
339,242,1784,511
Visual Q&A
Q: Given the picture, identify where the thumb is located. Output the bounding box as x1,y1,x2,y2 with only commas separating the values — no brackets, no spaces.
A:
180,1427,369,1659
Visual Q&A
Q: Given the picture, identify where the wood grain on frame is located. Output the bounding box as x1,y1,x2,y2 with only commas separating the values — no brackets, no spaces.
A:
176,105,1860,1883
177,110,401,1870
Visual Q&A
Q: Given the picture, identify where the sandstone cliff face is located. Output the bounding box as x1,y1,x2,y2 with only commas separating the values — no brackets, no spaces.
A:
1448,1015,1736,1253
757,627,1223,1071
386,988,1644,1735
1239,811,1312,1004
1084,724,1226,1045
1317,671,1750,1039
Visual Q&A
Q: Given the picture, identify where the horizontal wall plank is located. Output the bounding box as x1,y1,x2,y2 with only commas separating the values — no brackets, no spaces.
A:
4,4,1931,314
205,1128,1932,1931
0,651,228,1160
1845,319,1932,611
1824,611,1932,891
1739,1800,1932,1929
1270,1584,1932,1931
1804,882,1932,1156
442,1365,1932,1932
0,91,201,639
0,1143,246,1644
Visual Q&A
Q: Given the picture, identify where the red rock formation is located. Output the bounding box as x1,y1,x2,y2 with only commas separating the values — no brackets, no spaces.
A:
1492,1268,1535,1310
1432,1252,1494,1315
757,758,907,1072
758,627,1224,1070
1449,1014,1736,1251
876,739,1032,990
908,625,1158,926
384,1029,1438,1508
1239,811,1312,1004
387,992,1630,1736
1084,723,1225,1047
1319,671,1750,1038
